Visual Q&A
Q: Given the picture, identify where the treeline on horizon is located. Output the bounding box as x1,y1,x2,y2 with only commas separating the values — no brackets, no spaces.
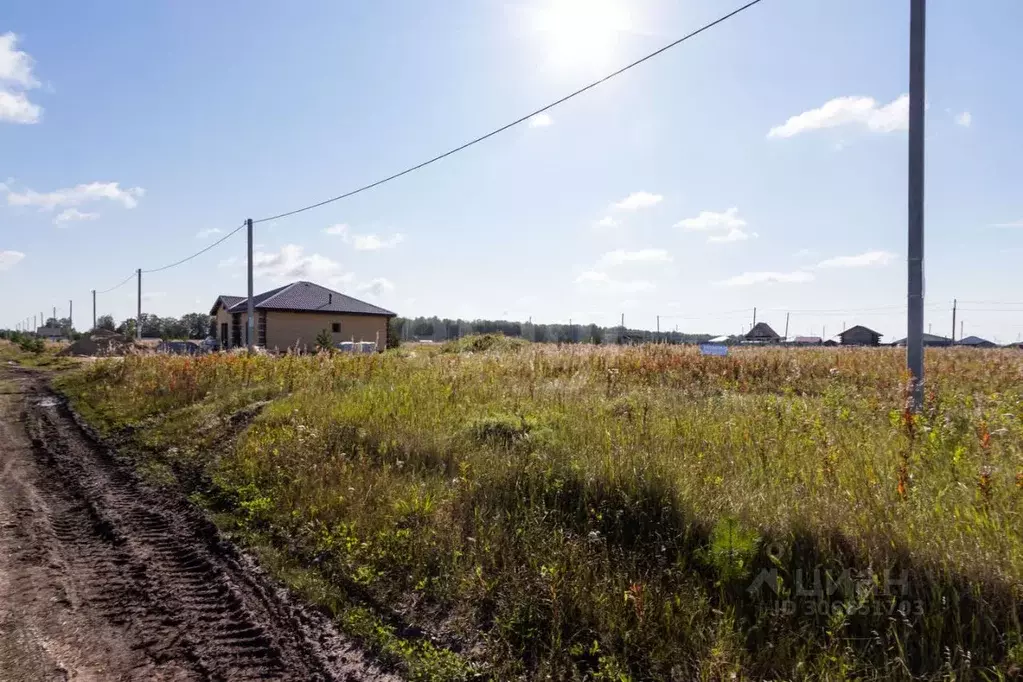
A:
4,313,719,346
391,316,715,345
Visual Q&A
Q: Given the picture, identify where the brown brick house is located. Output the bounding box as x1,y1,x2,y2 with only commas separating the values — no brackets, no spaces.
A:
210,281,395,351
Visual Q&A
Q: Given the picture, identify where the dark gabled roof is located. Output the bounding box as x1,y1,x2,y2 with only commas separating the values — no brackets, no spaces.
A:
958,335,994,346
224,281,395,317
745,322,780,339
793,336,822,344
36,327,64,336
210,295,245,315
892,333,953,345
839,325,882,337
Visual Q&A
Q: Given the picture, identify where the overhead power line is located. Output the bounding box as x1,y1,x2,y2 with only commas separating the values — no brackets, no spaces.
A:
96,272,137,294
252,0,767,225
142,223,246,274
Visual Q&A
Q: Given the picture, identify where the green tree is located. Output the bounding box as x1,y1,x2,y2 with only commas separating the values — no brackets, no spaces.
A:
95,314,116,331
117,318,137,338
386,318,401,349
180,313,212,339
315,328,334,352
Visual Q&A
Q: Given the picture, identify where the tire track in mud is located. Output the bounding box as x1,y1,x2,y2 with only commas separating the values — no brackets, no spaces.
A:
2,369,397,681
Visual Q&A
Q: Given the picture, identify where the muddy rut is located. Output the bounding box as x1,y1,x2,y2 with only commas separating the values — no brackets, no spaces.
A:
0,368,398,681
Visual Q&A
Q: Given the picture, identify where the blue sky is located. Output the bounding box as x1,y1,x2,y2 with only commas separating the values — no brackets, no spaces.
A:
2,0,1022,342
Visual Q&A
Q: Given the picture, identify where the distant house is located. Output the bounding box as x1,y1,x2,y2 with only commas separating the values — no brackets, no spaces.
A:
839,325,882,346
892,333,953,347
745,322,781,344
35,326,64,341
792,336,822,346
957,335,996,349
210,281,395,352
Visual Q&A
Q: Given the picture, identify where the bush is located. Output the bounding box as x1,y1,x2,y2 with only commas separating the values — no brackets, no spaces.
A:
315,328,333,352
442,333,527,354
18,336,45,354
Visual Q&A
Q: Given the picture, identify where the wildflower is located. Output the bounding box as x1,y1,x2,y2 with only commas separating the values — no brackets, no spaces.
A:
979,466,994,501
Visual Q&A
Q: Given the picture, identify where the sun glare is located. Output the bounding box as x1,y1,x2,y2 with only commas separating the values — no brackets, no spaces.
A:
532,0,632,70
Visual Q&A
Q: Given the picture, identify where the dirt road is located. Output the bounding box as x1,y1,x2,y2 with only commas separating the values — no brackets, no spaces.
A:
0,367,396,681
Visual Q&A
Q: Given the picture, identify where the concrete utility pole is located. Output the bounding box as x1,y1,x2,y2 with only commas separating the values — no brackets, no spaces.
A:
92,289,96,330
136,268,142,340
247,218,255,351
951,298,957,343
784,312,790,340
752,307,757,329
33,314,36,331
906,0,926,409
960,320,964,341
69,300,73,330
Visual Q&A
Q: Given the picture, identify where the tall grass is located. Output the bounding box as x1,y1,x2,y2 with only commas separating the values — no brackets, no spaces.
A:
59,344,1023,680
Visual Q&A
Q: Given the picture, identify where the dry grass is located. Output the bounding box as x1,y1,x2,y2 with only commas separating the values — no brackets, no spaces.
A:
58,343,1023,680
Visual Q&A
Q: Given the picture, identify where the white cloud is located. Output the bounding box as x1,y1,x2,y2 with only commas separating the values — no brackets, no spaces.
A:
54,208,99,226
0,33,41,124
594,216,617,228
6,181,145,211
597,248,671,267
353,233,404,251
356,277,395,297
954,111,972,128
217,256,238,269
768,94,908,138
0,249,25,270
675,207,746,231
793,248,817,258
816,250,896,268
254,244,353,287
718,271,814,287
322,223,403,250
528,113,553,128
676,207,756,243
196,227,222,239
708,228,756,243
992,219,1023,228
575,270,655,294
142,291,166,301
0,90,41,124
613,191,663,211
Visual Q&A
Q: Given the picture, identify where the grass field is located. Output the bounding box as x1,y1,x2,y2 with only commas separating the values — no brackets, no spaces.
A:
55,338,1023,680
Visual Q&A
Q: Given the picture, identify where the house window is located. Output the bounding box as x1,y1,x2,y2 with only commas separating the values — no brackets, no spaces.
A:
331,322,341,333
231,313,242,348
257,311,267,347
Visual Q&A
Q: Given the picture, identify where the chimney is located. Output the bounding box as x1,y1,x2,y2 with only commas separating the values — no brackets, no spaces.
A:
329,293,332,304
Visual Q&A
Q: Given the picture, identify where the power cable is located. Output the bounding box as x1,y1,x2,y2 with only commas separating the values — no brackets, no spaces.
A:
142,223,246,274
252,0,767,225
96,272,137,294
